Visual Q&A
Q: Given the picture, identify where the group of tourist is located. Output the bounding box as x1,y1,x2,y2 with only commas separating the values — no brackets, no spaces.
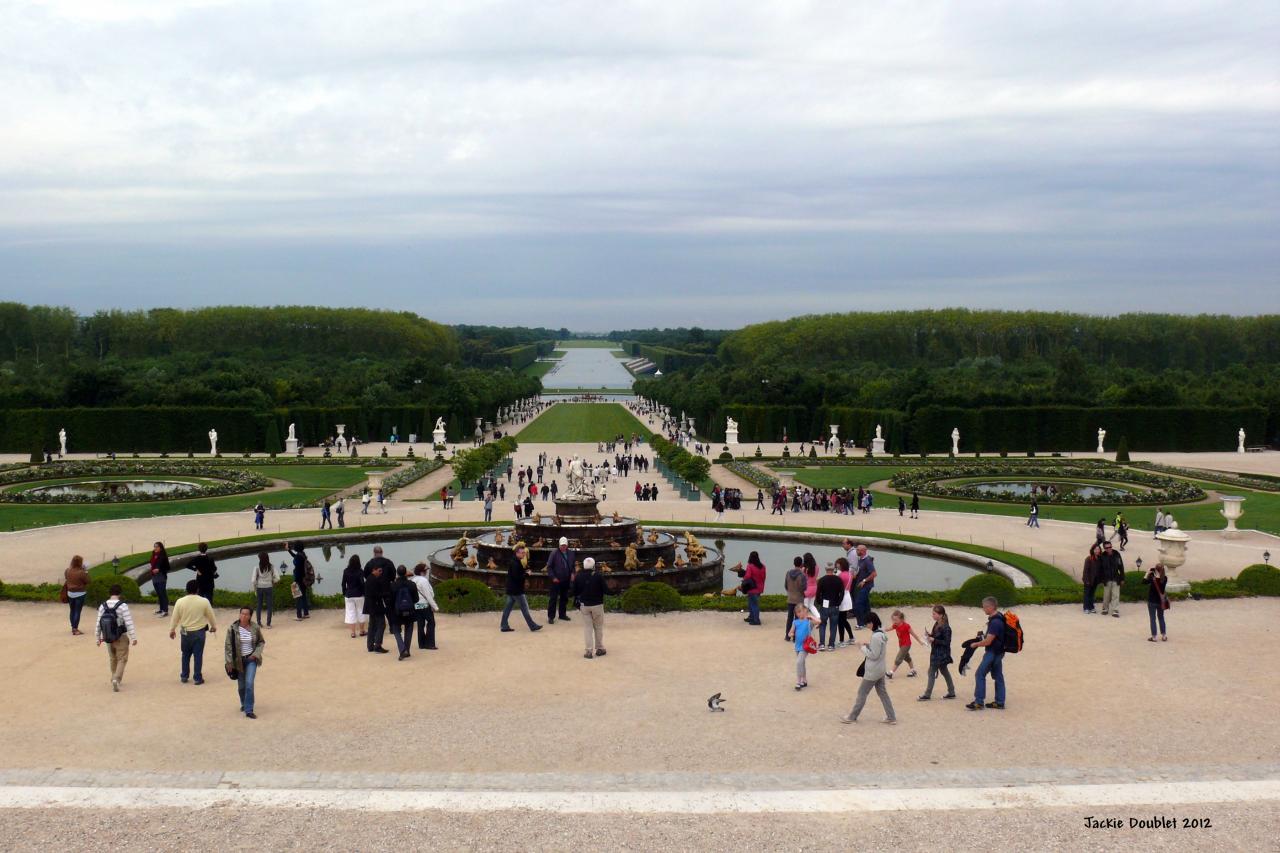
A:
499,538,609,659
764,485,920,518
1081,540,1171,640
745,540,1013,720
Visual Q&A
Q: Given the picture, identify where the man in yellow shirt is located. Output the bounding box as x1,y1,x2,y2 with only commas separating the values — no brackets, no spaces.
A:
169,580,217,684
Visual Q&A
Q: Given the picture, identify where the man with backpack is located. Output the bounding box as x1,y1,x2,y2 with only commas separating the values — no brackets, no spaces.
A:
966,596,1019,711
388,565,420,660
96,584,138,692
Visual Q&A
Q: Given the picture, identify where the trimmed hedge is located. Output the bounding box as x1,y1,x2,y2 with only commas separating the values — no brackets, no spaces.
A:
435,578,498,613
87,575,141,605
620,581,684,613
1120,570,1149,602
1237,564,1280,596
954,574,1017,607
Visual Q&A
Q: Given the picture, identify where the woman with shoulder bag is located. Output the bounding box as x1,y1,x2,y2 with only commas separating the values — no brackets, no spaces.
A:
836,557,855,646
1143,563,1170,642
63,555,91,635
842,611,896,724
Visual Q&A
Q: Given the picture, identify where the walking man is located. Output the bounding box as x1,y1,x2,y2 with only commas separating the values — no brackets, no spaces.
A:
224,606,264,718
545,536,575,624
573,557,609,659
335,498,345,528
320,500,332,529
966,597,1007,710
96,584,137,692
501,544,542,633
169,580,217,684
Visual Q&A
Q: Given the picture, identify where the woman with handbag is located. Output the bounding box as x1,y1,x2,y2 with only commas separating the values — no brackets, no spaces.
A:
1081,544,1102,614
841,611,896,725
63,555,90,635
1143,563,1170,642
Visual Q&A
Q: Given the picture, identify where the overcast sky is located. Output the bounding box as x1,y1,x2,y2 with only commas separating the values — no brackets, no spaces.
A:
1,0,1277,328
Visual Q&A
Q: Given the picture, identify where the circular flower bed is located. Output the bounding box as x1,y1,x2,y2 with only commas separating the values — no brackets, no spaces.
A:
0,462,268,504
890,464,1203,505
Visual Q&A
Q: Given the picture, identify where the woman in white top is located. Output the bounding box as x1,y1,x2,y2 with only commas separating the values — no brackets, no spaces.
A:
841,611,897,724
250,553,277,628
411,563,439,650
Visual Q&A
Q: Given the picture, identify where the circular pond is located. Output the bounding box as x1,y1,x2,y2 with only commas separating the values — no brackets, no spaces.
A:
148,534,982,596
955,480,1134,500
26,479,201,498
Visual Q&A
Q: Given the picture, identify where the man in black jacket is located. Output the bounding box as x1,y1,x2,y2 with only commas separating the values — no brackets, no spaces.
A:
362,546,395,582
501,544,542,633
363,564,392,653
816,564,845,651
1099,541,1125,618
545,537,575,623
188,543,218,602
572,557,609,659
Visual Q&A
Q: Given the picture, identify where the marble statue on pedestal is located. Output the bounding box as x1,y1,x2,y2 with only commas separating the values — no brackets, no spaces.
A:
1097,428,1106,454
284,422,300,454
950,427,960,455
209,428,218,456
1238,428,1246,453
58,428,67,457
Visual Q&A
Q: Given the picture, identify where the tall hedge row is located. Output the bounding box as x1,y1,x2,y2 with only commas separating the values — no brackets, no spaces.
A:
0,404,516,453
665,403,1263,453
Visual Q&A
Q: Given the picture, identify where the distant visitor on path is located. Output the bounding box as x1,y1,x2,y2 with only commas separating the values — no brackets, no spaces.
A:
150,542,172,617
189,542,218,601
63,555,89,636
1144,563,1170,642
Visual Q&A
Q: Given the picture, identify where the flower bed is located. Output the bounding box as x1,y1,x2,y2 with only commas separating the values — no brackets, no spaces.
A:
1131,462,1280,493
724,460,778,489
889,464,1203,505
0,462,267,504
381,458,446,495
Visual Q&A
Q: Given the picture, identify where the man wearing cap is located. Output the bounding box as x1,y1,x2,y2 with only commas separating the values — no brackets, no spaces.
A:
545,536,575,623
573,557,610,659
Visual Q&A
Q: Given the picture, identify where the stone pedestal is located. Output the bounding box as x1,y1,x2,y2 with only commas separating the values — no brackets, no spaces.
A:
871,437,887,456
285,438,300,454
725,427,739,446
432,428,447,447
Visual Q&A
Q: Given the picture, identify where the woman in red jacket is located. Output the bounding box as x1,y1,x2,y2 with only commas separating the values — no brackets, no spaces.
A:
741,551,766,626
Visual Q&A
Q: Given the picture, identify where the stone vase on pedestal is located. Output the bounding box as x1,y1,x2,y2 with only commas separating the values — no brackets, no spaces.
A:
1220,496,1245,536
1155,523,1191,593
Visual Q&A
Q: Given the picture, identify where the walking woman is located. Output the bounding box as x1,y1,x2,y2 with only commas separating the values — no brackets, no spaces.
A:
150,542,172,616
918,605,956,700
341,555,366,638
1144,563,1170,642
251,553,277,628
1081,544,1102,614
841,611,896,724
63,555,90,635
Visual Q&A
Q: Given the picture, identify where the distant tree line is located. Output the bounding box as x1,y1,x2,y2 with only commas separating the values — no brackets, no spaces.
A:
633,310,1280,450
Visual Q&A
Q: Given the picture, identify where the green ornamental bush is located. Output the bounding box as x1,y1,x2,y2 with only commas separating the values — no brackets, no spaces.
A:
273,576,298,610
435,578,498,613
87,574,141,605
955,573,1017,607
1115,436,1131,463
1237,564,1280,596
1120,570,1148,601
620,581,684,614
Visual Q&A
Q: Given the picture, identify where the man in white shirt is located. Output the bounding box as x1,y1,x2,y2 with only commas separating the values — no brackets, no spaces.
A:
95,584,138,692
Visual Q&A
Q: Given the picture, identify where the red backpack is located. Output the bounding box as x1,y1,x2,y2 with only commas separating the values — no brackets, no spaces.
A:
1001,611,1024,654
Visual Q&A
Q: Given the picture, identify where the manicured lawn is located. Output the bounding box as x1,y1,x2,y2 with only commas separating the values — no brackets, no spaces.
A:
517,403,649,443
0,487,345,531
555,339,619,348
249,465,385,489
788,463,1279,535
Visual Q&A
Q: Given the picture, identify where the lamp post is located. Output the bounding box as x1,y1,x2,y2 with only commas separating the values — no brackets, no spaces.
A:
112,556,119,573
1264,550,1271,565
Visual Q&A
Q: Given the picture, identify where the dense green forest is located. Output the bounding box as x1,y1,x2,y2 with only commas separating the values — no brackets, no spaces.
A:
0,305,539,449
631,311,1280,450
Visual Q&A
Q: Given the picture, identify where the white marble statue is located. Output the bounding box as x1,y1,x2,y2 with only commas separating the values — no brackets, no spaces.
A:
875,424,883,440
58,428,67,457
950,427,960,455
208,428,218,456
1238,428,1246,453
435,416,446,433
726,417,738,432
1097,427,1106,454
566,455,595,498
287,423,297,441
